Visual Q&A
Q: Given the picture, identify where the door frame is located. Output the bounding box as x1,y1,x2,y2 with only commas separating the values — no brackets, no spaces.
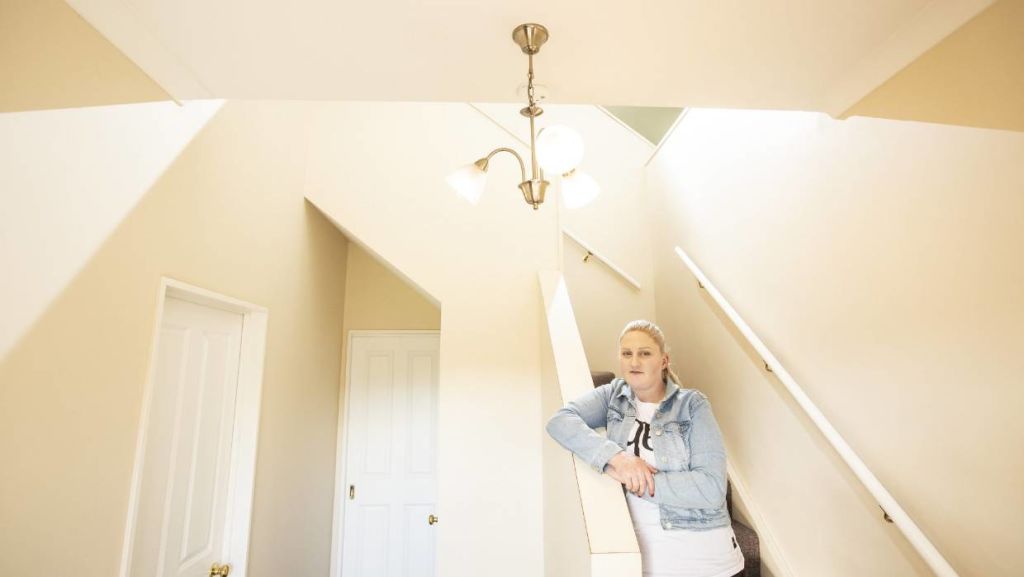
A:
329,329,441,577
118,277,269,577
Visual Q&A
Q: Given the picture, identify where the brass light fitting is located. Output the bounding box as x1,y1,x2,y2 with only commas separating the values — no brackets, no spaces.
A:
446,24,599,211
497,23,549,209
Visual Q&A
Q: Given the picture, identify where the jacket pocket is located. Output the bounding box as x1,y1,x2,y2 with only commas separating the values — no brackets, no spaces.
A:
661,421,691,468
606,407,624,424
605,408,625,443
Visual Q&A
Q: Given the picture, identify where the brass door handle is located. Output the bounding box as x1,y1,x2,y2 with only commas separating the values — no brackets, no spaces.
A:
428,514,438,525
210,563,231,577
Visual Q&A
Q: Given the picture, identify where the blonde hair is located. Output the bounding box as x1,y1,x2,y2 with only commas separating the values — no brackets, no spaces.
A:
619,320,682,386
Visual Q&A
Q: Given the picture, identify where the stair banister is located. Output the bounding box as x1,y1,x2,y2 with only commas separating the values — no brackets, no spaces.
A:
539,270,643,576
674,246,959,577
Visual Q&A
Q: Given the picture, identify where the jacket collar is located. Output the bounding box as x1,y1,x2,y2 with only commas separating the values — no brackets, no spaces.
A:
617,378,680,405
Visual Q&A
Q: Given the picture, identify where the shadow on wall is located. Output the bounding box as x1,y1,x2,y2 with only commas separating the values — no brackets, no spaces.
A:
0,100,224,363
0,0,171,113
0,101,351,577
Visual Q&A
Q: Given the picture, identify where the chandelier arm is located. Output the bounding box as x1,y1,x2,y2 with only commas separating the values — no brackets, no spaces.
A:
484,147,528,183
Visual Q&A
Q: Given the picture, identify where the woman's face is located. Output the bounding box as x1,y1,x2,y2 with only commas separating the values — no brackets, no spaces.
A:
619,330,669,401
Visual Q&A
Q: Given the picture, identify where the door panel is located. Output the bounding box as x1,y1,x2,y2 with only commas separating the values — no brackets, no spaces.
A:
406,353,436,476
403,503,435,577
365,352,394,475
357,505,391,577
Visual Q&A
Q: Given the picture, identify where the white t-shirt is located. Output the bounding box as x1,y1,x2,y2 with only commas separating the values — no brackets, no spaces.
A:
624,401,744,577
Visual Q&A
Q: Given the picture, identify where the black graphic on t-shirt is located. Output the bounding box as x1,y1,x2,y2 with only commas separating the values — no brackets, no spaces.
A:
627,420,653,457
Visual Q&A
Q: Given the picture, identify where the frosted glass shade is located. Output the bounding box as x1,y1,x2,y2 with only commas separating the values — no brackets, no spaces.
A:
536,125,584,175
561,170,599,209
446,162,488,205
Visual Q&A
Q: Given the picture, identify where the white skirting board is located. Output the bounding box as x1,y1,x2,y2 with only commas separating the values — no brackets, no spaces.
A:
727,462,795,577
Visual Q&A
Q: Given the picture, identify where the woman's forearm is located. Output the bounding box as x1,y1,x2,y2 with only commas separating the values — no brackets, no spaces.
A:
649,458,727,509
546,407,624,473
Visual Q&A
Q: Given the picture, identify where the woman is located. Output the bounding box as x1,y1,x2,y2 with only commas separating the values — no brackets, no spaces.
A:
546,320,744,577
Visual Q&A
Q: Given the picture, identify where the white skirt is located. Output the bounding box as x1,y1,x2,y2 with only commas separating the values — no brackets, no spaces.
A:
627,495,745,577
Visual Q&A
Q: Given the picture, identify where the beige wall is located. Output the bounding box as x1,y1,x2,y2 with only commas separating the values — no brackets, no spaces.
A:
340,242,441,333
648,108,1024,577
0,101,350,577
0,0,169,112
563,241,656,375
844,0,1024,132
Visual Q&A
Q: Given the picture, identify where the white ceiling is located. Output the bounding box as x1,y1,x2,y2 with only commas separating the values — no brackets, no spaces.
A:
66,0,994,115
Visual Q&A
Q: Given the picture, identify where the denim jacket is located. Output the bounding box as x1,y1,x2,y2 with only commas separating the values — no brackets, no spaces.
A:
545,378,730,531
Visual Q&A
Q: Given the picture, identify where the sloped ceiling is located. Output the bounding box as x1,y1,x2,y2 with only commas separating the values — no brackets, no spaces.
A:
844,0,1024,132
0,0,168,112
64,0,994,115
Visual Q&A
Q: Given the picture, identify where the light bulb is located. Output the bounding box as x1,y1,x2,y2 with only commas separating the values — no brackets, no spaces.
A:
446,161,488,205
560,170,599,209
537,125,584,175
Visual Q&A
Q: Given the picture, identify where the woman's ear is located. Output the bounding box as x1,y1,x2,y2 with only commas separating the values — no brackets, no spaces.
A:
662,353,670,369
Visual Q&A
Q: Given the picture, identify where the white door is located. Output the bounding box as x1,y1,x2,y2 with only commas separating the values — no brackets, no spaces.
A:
129,296,245,577
341,332,440,577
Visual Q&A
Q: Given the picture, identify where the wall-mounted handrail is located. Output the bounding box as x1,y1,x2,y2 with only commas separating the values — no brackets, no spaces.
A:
674,246,959,577
562,228,642,290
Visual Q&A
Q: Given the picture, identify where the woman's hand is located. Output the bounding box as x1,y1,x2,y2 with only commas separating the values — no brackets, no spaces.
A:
605,452,658,497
